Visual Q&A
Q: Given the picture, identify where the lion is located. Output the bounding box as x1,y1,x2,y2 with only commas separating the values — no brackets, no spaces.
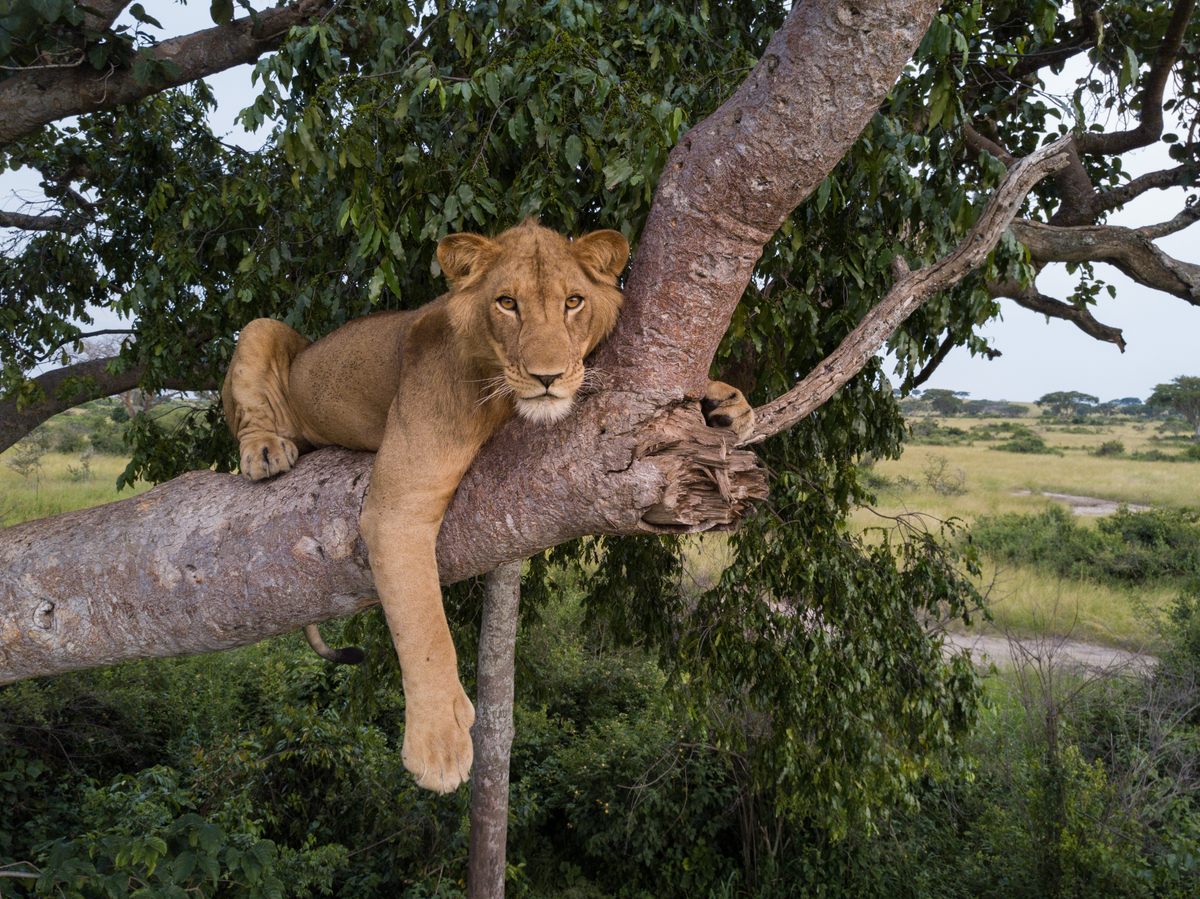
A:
221,219,754,793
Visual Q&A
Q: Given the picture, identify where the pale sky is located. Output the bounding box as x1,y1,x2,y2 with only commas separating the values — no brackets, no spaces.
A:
2,4,1196,403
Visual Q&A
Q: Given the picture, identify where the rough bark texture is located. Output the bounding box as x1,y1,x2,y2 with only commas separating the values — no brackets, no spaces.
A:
0,1,330,148
1,0,941,683
605,0,939,396
467,562,522,899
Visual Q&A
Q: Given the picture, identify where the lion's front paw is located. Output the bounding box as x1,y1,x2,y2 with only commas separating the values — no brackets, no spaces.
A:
239,433,299,481
702,381,756,443
401,684,476,794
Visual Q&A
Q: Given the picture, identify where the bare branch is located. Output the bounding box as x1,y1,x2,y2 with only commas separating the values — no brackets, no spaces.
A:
1010,218,1200,304
1136,204,1200,239
0,0,332,147
992,281,1127,351
604,0,941,396
0,210,80,232
1094,164,1199,212
963,121,1015,166
748,137,1074,441
1076,0,1197,155
905,333,958,391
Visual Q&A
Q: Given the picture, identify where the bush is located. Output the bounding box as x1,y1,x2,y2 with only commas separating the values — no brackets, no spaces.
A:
972,506,1200,586
992,431,1057,454
1093,440,1125,457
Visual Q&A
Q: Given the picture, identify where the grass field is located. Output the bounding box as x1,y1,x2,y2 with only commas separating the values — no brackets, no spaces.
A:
0,451,149,527
856,414,1199,650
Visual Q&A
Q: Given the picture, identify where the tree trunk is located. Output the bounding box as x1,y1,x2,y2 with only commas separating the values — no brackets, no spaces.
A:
467,561,523,899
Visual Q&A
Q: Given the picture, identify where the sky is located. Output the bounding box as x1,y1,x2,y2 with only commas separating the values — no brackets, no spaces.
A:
2,4,1196,403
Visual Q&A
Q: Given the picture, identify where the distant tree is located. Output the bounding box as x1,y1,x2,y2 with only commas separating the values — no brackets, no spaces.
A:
924,388,966,416
1036,390,1099,418
1148,376,1200,439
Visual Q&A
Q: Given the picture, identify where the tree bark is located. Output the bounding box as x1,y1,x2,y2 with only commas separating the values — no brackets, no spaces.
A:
467,561,523,899
0,1,331,148
1,0,943,683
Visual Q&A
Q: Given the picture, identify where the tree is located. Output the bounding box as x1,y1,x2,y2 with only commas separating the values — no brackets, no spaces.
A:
1,0,1198,872
1036,390,1101,418
1148,375,1200,438
923,388,968,415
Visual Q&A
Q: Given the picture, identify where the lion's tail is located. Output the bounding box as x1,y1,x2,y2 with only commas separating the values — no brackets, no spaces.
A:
303,624,365,665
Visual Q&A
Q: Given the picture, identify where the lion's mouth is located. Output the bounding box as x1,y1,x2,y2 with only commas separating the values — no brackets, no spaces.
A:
515,394,574,423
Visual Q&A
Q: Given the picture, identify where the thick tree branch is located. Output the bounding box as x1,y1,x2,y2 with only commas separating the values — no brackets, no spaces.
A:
749,137,1073,440
0,210,80,232
1010,218,1200,304
0,0,938,683
605,0,940,395
0,0,331,147
0,356,213,453
1076,0,1197,156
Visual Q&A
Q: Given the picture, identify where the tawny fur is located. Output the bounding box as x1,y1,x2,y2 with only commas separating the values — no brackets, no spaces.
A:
221,220,754,794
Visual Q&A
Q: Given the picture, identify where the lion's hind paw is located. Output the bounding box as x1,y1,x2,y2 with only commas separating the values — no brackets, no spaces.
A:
239,433,299,481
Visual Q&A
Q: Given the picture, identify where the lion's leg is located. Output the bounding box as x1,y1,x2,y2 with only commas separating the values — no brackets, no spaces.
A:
221,318,312,481
703,380,756,442
360,405,481,794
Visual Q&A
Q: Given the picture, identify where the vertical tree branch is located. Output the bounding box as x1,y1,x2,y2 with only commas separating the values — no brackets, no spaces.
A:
468,561,523,899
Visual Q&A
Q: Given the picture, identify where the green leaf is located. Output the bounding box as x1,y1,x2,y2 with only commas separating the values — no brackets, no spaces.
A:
210,0,234,26
129,3,163,28
603,157,634,190
564,134,583,170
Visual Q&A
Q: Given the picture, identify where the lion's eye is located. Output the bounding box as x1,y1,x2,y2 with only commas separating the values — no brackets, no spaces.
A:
565,295,585,311
496,296,517,312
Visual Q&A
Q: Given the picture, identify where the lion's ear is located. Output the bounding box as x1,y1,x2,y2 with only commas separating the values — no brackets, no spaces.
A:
573,229,630,281
437,232,498,284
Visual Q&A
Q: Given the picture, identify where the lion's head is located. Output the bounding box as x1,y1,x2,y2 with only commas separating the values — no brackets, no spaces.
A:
437,219,628,423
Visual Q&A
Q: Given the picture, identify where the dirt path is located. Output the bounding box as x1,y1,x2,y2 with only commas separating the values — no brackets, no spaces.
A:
1011,488,1150,516
944,631,1157,672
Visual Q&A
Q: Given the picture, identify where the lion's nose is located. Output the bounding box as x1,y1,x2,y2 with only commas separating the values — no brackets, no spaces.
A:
532,372,563,389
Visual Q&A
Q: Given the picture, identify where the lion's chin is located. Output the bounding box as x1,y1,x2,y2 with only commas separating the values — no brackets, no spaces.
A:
515,395,574,424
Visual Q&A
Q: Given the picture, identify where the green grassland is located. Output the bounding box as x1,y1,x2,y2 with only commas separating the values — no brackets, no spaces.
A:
856,413,1200,649
1,450,149,527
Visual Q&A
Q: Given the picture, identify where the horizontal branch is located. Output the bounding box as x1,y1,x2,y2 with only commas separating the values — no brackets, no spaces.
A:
1010,218,1200,305
0,407,766,683
0,209,81,232
1094,164,1198,212
748,137,1073,440
0,0,330,147
0,355,213,453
